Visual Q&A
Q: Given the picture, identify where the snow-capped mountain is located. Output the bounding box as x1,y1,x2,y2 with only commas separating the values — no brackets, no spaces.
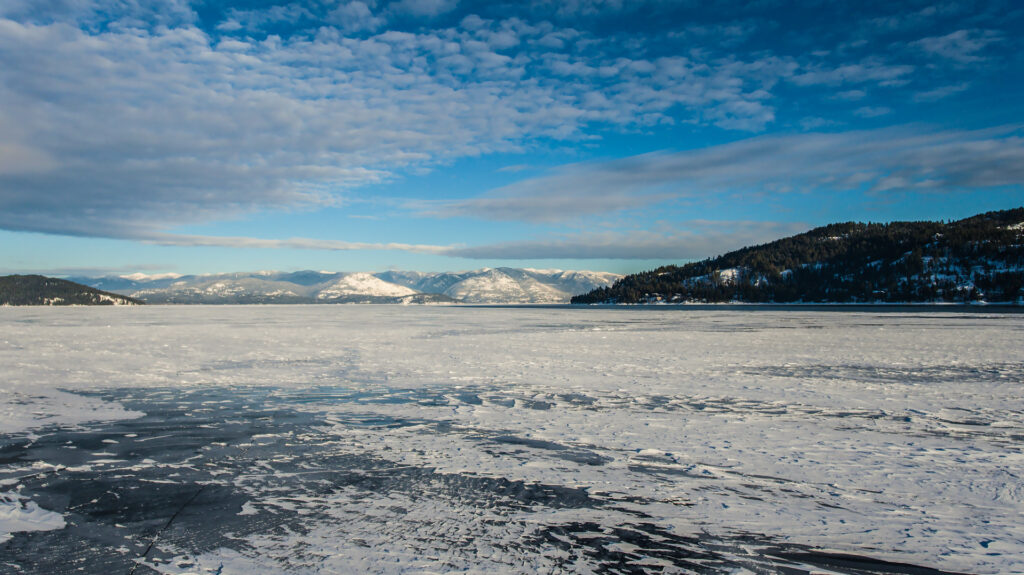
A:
442,268,573,304
70,268,622,304
377,268,622,303
316,273,418,301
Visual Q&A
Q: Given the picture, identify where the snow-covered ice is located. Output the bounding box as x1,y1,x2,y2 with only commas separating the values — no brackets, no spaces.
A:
0,491,65,543
0,305,1021,573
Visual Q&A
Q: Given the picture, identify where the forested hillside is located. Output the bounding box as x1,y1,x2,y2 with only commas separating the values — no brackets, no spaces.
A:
573,208,1024,304
0,275,143,306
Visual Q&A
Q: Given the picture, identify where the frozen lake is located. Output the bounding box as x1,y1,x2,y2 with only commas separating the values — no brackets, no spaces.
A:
1,306,1022,574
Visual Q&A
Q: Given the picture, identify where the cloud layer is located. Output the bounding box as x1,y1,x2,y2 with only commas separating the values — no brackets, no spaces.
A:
136,223,808,261
446,221,810,259
0,0,1019,260
0,6,797,237
437,125,1024,222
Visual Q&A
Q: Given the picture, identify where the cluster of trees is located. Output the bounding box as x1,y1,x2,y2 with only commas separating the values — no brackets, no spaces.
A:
0,275,143,306
573,208,1024,304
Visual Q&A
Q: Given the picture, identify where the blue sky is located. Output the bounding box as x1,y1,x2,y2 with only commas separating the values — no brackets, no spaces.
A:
0,0,1022,276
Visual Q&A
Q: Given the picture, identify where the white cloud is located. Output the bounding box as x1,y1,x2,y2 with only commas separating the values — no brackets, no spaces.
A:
19,223,810,262
142,233,454,254
418,188,674,223
0,263,177,277
863,3,965,35
833,89,866,101
791,58,913,87
853,106,892,118
327,2,385,34
432,125,1024,222
389,0,459,17
912,29,1003,64
2,2,1016,248
447,221,810,260
0,9,804,239
459,14,486,30
531,0,630,18
798,117,836,130
0,0,197,27
912,82,969,102
0,143,58,175
219,3,310,32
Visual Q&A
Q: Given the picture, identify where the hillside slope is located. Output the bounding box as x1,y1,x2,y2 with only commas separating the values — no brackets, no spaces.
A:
0,275,143,306
573,208,1024,304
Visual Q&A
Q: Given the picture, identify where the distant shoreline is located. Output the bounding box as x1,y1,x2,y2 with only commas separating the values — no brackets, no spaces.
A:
3,302,1021,313
485,302,1024,313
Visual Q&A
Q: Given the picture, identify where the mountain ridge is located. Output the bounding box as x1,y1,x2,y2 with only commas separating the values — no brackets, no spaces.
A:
70,268,622,304
572,208,1024,305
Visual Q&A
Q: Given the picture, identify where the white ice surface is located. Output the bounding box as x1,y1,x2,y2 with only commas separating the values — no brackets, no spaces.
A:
0,387,142,435
0,491,66,543
1,305,1022,573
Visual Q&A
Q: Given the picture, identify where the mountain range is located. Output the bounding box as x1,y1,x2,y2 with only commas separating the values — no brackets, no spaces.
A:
71,268,623,305
8,208,1022,306
573,208,1024,305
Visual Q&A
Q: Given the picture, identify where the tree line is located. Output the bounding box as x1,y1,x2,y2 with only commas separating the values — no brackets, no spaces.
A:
572,208,1024,304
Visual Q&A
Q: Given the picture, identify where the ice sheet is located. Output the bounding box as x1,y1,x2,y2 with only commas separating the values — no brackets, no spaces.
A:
0,305,1021,573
